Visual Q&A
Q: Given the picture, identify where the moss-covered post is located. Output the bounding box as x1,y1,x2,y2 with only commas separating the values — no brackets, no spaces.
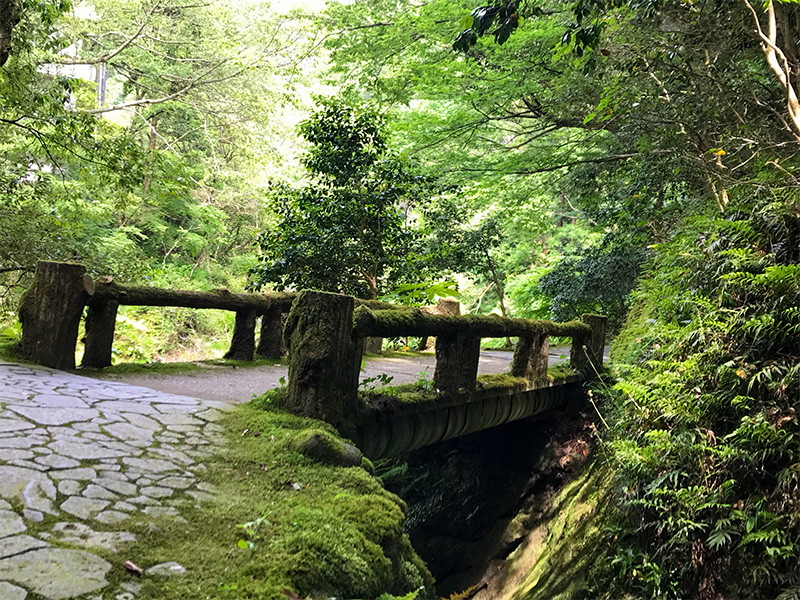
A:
418,298,460,350
434,333,481,393
224,308,257,361
582,314,607,374
569,331,588,373
511,333,549,383
82,300,119,368
18,261,94,370
284,290,361,431
255,305,283,359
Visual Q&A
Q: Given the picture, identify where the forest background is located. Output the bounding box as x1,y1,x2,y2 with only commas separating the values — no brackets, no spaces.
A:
2,0,800,597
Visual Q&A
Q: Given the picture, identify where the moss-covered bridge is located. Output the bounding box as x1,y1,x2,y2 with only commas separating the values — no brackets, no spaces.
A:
19,262,606,460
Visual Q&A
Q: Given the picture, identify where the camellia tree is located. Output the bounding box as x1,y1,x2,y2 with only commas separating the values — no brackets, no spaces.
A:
250,99,436,299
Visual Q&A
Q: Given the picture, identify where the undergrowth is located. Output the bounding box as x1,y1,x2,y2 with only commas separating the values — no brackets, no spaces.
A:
594,200,800,599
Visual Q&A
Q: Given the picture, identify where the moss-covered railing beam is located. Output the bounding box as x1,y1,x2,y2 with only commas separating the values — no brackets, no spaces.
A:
91,281,295,312
352,306,591,339
81,281,296,366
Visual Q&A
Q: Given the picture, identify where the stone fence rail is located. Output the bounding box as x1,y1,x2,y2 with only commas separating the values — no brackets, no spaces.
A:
283,289,606,435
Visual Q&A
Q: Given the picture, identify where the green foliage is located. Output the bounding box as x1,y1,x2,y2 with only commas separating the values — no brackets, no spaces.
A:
539,230,648,332
250,99,437,299
595,199,800,598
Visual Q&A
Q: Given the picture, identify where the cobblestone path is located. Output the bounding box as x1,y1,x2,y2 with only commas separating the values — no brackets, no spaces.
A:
0,361,229,600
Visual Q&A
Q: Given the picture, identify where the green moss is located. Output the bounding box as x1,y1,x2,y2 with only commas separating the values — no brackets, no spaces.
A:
121,402,433,600
504,461,614,600
475,372,528,390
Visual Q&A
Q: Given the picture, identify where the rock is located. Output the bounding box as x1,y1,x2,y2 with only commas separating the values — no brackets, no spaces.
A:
0,547,111,600
0,581,28,600
34,454,80,469
94,510,130,525
60,497,110,520
7,406,98,426
0,534,48,559
50,522,135,552
146,561,186,577
294,429,363,467
22,509,43,523
0,510,26,538
22,479,56,515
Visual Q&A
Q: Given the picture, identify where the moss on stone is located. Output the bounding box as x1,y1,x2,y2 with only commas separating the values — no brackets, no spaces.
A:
294,428,363,467
478,461,613,600
121,402,434,600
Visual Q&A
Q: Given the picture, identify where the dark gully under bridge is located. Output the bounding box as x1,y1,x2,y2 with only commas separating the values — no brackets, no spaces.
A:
18,261,606,459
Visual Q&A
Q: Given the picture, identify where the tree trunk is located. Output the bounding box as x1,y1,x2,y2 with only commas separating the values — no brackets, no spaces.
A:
18,261,94,370
0,0,20,67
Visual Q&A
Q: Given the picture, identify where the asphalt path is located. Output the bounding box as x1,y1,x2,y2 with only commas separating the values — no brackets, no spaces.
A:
90,348,573,405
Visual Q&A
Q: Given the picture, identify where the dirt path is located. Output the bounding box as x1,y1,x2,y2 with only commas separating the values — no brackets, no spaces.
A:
88,349,572,405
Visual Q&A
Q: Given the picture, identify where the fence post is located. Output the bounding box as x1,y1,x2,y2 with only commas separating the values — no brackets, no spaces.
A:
582,314,607,374
434,333,481,394
18,261,94,370
82,299,119,368
511,333,550,383
224,308,258,361
283,290,361,431
255,305,283,359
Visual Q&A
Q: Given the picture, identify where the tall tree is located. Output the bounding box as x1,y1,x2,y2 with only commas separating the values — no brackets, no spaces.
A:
250,99,435,299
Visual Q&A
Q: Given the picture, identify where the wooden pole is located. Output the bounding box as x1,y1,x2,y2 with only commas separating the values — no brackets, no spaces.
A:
18,261,94,370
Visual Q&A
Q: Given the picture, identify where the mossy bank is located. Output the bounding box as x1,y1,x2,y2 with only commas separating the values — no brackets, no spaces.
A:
122,399,433,599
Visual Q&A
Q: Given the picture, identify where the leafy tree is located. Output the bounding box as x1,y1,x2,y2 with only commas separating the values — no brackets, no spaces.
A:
250,99,436,299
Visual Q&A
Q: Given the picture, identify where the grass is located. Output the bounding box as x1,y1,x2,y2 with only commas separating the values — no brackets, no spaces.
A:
118,402,434,600
84,356,286,375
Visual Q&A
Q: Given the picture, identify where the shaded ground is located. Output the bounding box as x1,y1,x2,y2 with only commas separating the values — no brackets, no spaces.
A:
87,349,572,404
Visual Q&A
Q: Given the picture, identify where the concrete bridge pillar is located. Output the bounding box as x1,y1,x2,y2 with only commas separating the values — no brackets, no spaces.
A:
282,290,362,431
511,333,549,382
434,333,481,393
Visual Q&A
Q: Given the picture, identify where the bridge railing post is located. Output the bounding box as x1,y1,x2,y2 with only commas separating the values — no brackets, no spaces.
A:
82,298,119,368
511,333,549,383
224,308,258,361
283,290,361,430
256,305,284,359
434,333,481,393
18,261,94,370
569,314,606,376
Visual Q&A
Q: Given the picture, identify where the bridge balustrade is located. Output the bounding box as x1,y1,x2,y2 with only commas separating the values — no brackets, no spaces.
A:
283,290,606,439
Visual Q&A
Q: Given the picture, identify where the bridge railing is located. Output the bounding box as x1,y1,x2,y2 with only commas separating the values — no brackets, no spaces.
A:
16,260,444,371
282,290,606,432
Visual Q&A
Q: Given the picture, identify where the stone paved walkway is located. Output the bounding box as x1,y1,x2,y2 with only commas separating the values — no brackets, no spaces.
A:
0,361,229,600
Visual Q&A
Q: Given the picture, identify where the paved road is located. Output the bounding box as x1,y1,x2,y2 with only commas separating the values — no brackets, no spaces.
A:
90,349,572,404
0,360,226,599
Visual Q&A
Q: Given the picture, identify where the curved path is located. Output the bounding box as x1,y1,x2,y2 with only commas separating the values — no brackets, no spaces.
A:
0,360,227,599
0,349,568,598
89,350,571,404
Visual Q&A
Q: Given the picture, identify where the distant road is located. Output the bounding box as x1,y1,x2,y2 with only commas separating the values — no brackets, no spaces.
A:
89,349,573,404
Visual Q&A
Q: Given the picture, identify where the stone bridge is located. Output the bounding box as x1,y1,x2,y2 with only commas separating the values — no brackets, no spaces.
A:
17,262,606,460
283,291,606,459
